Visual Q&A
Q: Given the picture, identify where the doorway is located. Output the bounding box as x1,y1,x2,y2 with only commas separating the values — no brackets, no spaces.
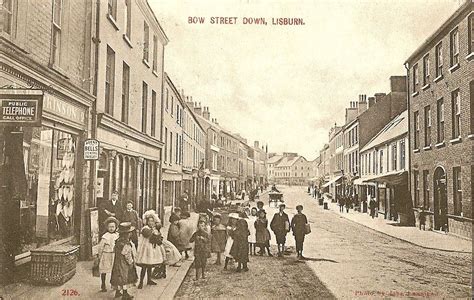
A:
433,167,448,231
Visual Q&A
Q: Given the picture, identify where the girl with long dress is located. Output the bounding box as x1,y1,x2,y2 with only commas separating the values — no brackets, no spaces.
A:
255,210,272,256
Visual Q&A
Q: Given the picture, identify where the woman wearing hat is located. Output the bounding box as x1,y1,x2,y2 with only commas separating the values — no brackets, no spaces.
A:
110,222,138,300
98,217,119,292
136,210,165,288
291,205,308,259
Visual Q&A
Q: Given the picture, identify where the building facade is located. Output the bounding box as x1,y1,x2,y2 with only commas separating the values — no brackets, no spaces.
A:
0,0,95,280
405,1,473,238
360,111,412,224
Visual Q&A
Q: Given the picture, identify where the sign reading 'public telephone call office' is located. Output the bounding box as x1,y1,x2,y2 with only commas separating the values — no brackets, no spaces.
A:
84,139,100,160
0,98,42,125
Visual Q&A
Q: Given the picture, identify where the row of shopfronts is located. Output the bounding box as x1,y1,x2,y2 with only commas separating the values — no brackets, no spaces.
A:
0,59,164,276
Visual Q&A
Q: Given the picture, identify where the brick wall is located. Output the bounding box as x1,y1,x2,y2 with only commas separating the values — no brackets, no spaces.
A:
407,3,473,239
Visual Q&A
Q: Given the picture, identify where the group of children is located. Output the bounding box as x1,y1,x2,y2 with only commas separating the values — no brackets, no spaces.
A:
97,202,309,298
96,210,185,299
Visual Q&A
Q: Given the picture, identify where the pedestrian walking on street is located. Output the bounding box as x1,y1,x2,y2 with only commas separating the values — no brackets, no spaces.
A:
290,205,308,260
190,221,211,280
122,201,141,249
369,197,377,219
136,211,165,289
338,196,345,213
256,201,264,213
270,204,290,257
98,217,119,292
210,214,226,265
110,222,138,300
345,196,351,213
255,210,272,256
230,218,250,272
246,207,258,255
224,213,239,270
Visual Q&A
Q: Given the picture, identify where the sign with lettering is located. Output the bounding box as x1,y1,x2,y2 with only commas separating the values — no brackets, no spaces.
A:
84,139,100,160
0,92,43,126
43,93,86,127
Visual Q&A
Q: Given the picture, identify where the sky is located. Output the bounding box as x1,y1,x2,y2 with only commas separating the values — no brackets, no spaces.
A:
150,0,462,160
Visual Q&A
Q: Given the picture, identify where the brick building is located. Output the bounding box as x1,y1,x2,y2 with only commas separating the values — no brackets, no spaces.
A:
405,0,473,239
0,0,94,281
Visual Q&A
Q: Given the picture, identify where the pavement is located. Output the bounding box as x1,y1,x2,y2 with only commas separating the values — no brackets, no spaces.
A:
324,200,472,253
0,212,199,300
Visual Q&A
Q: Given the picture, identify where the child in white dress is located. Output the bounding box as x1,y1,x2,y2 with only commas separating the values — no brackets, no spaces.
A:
98,217,119,292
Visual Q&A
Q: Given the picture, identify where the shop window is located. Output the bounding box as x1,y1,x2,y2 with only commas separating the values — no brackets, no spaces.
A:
15,127,77,256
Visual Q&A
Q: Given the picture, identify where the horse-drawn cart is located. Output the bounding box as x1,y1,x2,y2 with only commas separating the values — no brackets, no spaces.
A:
268,191,284,208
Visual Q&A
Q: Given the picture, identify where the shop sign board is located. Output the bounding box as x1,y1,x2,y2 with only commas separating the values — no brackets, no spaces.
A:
0,91,43,126
84,139,100,160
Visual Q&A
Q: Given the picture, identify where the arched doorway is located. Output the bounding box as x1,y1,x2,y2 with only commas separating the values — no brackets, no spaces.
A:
433,167,448,231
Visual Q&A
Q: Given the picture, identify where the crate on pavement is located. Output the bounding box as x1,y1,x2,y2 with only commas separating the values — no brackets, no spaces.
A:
30,244,80,285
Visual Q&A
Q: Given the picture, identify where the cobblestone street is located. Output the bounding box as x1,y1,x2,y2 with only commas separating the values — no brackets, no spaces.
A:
176,186,472,299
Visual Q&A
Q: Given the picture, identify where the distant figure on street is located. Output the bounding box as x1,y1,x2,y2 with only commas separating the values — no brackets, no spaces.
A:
260,185,264,193
291,205,308,260
369,197,377,219
270,204,290,257
338,196,345,213
180,190,190,212
345,196,351,213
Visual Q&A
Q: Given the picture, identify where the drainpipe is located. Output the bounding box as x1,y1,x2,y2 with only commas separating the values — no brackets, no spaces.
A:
404,62,414,225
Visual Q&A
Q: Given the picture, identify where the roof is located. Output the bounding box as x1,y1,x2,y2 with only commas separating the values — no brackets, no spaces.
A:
360,110,408,153
405,0,472,64
267,155,284,164
276,156,305,168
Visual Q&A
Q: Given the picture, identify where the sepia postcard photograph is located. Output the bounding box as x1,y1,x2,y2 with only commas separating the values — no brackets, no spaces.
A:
0,0,473,299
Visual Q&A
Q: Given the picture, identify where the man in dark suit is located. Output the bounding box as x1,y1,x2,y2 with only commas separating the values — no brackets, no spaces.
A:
101,190,124,224
270,204,290,257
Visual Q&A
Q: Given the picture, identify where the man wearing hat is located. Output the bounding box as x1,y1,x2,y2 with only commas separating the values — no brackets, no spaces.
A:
101,190,124,226
270,204,290,257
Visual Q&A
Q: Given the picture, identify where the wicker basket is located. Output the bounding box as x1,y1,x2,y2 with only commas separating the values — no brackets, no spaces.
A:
30,244,80,285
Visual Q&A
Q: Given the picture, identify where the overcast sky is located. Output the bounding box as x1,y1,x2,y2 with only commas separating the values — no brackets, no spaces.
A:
150,0,462,160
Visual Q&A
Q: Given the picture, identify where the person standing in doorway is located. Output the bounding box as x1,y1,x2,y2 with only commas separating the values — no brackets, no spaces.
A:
180,190,190,212
101,191,124,224
270,204,290,257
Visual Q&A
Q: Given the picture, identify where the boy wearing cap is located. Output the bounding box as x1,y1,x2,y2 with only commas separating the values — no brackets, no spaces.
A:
270,204,290,257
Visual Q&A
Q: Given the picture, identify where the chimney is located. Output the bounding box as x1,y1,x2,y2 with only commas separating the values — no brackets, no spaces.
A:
194,102,202,116
374,93,386,104
390,76,407,93
203,106,210,120
357,94,368,116
254,141,259,149
214,118,218,125
368,96,376,108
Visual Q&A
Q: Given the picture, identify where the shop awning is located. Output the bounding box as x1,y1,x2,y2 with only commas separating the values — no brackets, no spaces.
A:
365,171,408,186
321,175,342,188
